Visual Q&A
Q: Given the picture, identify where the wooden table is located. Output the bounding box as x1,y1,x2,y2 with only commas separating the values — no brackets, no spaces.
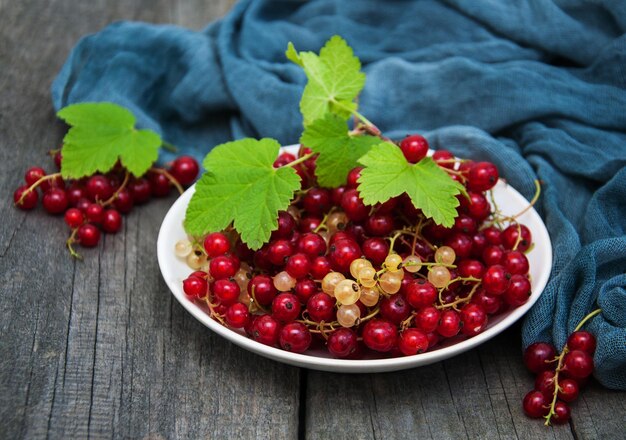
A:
1,1,624,438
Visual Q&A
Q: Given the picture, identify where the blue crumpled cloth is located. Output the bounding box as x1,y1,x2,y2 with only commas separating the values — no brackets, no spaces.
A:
51,0,626,389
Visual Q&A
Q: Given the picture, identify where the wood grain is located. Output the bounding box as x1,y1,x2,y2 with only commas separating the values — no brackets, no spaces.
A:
0,1,624,439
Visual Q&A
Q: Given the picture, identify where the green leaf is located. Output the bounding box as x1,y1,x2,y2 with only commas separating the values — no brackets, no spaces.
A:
357,143,464,227
300,113,379,187
58,102,161,178
285,42,303,67
288,35,365,125
184,138,301,250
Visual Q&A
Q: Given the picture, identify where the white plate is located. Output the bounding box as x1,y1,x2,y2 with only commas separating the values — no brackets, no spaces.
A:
157,145,552,373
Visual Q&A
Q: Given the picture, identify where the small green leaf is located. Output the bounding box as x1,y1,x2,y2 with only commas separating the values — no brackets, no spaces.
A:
184,138,301,250
357,143,464,227
300,113,379,187
58,102,161,178
288,35,365,125
285,42,303,67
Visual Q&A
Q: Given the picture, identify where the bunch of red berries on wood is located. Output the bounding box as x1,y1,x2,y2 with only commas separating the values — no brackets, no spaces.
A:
522,309,601,425
14,151,199,257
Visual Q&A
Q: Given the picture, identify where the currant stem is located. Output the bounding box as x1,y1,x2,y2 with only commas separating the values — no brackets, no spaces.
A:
544,307,602,426
544,347,567,426
204,296,227,325
436,279,481,310
512,180,541,219
331,99,384,138
15,172,63,205
248,284,270,315
284,152,316,169
66,228,83,260
574,308,602,332
313,209,333,233
101,171,130,206
150,167,184,195
162,140,178,153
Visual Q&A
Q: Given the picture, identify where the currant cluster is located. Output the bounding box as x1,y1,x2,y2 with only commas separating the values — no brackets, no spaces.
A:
177,134,536,358
14,151,199,257
522,309,600,425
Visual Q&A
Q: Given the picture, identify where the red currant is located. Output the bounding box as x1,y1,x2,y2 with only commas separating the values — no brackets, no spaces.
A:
501,224,532,252
272,211,296,240
567,331,596,355
86,175,113,201
365,214,395,236
85,203,104,224
399,134,429,163
13,186,38,210
148,172,171,197
503,274,531,306
557,378,579,402
102,209,122,233
210,255,239,279
432,149,455,168
294,278,317,303
437,310,461,338
415,306,440,333
297,232,327,257
272,293,301,322
483,265,510,295
113,188,134,213
310,256,332,279
522,390,550,418
77,224,101,247
523,342,557,373
203,232,231,258
182,275,207,299
42,188,69,214
284,253,311,279
346,167,363,188
552,401,571,424
306,292,336,322
535,370,556,399
64,208,84,228
302,188,331,216
562,349,594,379
128,178,151,204
224,302,250,328
169,156,199,186
456,259,485,279
328,239,361,274
467,161,499,192
24,166,46,186
327,328,358,358
279,322,312,353
398,328,429,356
404,280,437,309
380,294,411,325
460,303,487,336
340,189,369,221
213,279,240,305
267,239,294,266
248,274,277,305
361,237,389,267
362,319,397,353
502,250,529,275
250,314,281,346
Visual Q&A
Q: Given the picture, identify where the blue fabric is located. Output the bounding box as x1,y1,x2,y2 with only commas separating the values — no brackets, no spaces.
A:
51,0,626,389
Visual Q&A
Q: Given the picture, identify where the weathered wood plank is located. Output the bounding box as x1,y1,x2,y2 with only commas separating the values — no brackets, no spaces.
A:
0,1,299,439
